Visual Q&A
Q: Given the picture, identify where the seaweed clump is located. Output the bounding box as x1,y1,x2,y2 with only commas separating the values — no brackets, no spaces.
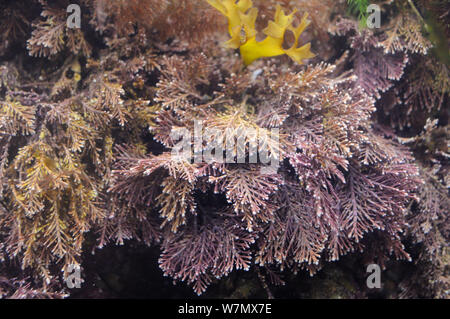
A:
0,0,448,298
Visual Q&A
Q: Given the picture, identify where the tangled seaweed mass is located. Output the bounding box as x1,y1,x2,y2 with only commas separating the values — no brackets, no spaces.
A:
0,0,448,298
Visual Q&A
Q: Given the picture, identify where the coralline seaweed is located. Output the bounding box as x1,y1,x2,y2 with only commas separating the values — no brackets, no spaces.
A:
0,0,448,298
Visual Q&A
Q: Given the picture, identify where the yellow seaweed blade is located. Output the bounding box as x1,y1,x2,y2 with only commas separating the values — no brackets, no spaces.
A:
240,37,285,65
284,43,316,65
207,0,314,65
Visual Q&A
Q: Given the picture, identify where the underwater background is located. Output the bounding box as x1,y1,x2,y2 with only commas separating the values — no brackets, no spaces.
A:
0,0,448,299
